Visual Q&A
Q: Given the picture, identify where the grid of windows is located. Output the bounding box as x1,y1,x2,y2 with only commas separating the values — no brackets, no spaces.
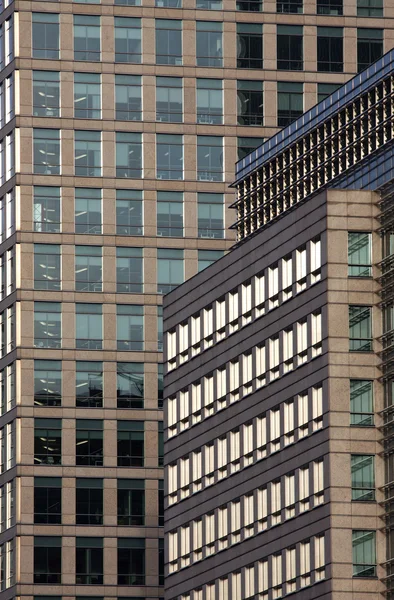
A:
168,458,324,571
166,236,321,368
168,535,326,598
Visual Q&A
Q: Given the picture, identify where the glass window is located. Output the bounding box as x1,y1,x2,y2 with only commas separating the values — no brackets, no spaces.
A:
33,129,60,175
158,479,164,525
34,244,61,290
351,455,375,501
156,134,183,180
349,306,372,352
34,477,61,524
197,78,223,125
156,77,183,123
350,380,374,426
348,232,372,277
352,531,376,577
198,192,224,238
76,419,103,466
277,0,302,12
197,0,222,6
116,0,141,4
75,246,102,292
117,362,144,408
237,23,262,69
33,71,60,117
196,21,223,67
156,19,182,65
116,132,142,178
116,190,143,236
76,479,103,525
76,304,102,350
34,537,61,584
157,191,183,237
118,538,145,585
117,479,145,526
198,250,224,272
115,75,142,121
156,0,181,5
317,82,341,103
157,248,183,293
76,538,103,585
34,418,61,465
74,73,101,119
117,420,144,466
75,131,101,177
76,361,103,408
74,15,100,61
277,82,303,127
34,302,61,349
159,538,164,585
75,188,102,235
32,13,59,59
116,247,143,293
237,80,263,126
357,29,383,73
317,27,343,73
34,360,62,407
317,0,343,15
197,135,223,182
237,136,265,160
33,186,61,233
277,25,303,70
158,361,163,404
237,0,262,9
357,0,382,16
158,421,163,466
117,306,144,351
115,17,141,64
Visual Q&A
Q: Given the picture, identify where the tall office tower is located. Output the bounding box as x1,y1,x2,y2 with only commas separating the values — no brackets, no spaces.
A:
0,0,393,598
163,51,394,600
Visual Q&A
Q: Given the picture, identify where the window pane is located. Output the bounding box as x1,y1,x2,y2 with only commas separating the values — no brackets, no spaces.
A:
198,250,224,271
352,530,376,577
116,132,142,178
157,248,184,293
156,77,183,123
277,25,303,70
198,193,224,238
34,302,61,349
117,362,144,408
74,73,101,119
34,244,61,290
117,305,144,351
116,247,143,293
32,13,59,59
237,80,263,126
156,19,182,65
349,306,372,352
197,136,223,182
115,75,142,121
116,190,143,235
33,186,61,233
197,21,223,67
236,23,262,69
33,129,61,175
350,380,374,426
115,18,142,64
76,361,103,407
34,360,62,407
74,15,101,61
157,191,183,237
351,455,375,501
75,188,102,235
197,79,223,125
348,232,372,277
156,134,183,180
33,71,60,117
75,131,101,177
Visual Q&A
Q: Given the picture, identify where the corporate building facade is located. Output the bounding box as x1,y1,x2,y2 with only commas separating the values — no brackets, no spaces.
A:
163,51,394,599
0,0,393,599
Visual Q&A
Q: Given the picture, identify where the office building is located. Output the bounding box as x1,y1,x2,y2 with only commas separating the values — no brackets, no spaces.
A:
0,0,393,598
163,50,394,599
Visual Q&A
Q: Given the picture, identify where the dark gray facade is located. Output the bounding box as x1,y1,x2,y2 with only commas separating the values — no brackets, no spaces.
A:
163,53,391,600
